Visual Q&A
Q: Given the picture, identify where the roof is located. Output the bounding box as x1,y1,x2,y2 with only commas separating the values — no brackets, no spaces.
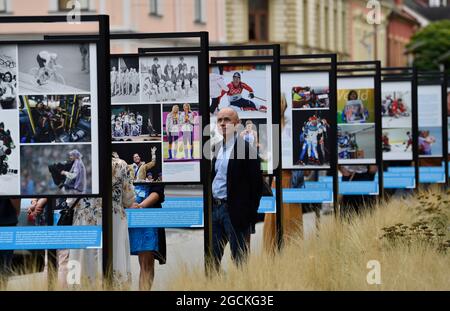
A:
404,0,450,21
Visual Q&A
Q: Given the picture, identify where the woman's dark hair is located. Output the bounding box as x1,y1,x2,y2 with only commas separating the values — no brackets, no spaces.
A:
3,71,12,82
347,90,358,101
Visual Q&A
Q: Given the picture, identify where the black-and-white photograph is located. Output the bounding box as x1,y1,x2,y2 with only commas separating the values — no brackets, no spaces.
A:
0,45,18,109
140,55,198,103
20,144,92,195
18,43,91,94
111,56,140,104
111,104,161,142
112,142,162,183
19,94,91,143
0,110,20,195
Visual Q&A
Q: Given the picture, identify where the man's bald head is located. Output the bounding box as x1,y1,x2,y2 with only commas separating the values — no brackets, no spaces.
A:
216,107,240,139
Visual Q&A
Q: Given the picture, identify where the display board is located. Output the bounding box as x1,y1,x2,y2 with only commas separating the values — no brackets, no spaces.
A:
0,42,100,197
418,85,443,159
110,54,201,183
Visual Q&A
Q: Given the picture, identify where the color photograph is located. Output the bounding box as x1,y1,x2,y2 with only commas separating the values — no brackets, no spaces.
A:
337,88,375,124
381,82,412,129
292,86,329,109
418,127,443,157
382,128,413,161
338,124,376,164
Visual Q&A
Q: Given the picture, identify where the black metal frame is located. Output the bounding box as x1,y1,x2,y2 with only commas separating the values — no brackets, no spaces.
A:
380,67,420,190
336,61,384,199
275,54,339,215
210,44,283,251
417,71,449,185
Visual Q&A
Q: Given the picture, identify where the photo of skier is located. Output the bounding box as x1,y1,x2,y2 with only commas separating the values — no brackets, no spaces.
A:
337,88,375,124
418,128,442,157
292,110,331,168
382,128,414,161
19,94,91,143
0,45,17,109
338,124,376,164
162,103,200,162
110,56,140,104
291,86,329,109
18,43,92,94
112,142,162,183
0,112,19,195
140,55,198,104
381,82,412,129
209,64,270,118
111,104,161,142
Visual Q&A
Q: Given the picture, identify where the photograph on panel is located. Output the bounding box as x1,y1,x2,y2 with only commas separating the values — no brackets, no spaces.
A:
162,103,201,162
338,124,376,164
19,94,91,143
18,43,91,94
292,110,331,168
110,56,140,104
381,83,412,128
337,88,375,124
20,144,92,195
382,128,413,161
209,64,270,118
418,127,443,157
0,110,20,195
111,104,161,142
339,165,378,182
112,142,162,183
0,45,18,109
291,86,330,109
140,55,198,104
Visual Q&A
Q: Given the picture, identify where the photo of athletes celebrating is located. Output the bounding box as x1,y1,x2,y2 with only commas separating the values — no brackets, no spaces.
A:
19,94,91,143
111,104,161,142
140,55,198,104
381,88,412,129
0,45,18,109
209,65,269,118
292,111,331,168
110,56,140,104
162,103,200,161
291,86,330,109
18,44,91,94
112,142,162,183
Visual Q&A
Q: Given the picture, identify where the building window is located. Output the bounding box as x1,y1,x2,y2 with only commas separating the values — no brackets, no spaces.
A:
194,0,207,23
249,0,268,42
150,0,163,16
0,0,6,13
303,0,309,47
58,0,90,11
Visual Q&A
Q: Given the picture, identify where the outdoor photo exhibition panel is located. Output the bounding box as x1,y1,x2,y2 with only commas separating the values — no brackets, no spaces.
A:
209,45,282,248
109,33,211,281
381,68,419,190
447,77,450,179
337,62,383,197
279,54,338,208
0,15,109,283
417,72,448,184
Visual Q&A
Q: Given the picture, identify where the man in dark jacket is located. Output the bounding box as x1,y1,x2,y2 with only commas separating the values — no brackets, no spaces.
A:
211,107,263,270
0,198,20,288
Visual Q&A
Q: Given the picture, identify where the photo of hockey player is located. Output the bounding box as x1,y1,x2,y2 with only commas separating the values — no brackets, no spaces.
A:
162,103,200,161
337,88,375,124
338,124,376,164
112,142,162,183
111,104,161,142
382,128,413,161
19,94,91,143
0,111,20,195
418,127,442,157
20,144,92,195
110,56,140,104
291,86,329,109
209,64,270,118
0,45,18,109
18,43,92,94
140,55,198,104
292,110,331,169
381,82,412,129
